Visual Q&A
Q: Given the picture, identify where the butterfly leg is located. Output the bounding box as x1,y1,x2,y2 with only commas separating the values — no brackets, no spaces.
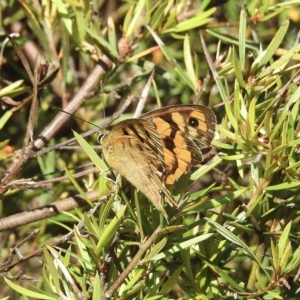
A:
99,167,118,185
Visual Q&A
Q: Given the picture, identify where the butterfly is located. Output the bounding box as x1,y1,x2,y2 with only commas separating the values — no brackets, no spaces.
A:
99,105,216,219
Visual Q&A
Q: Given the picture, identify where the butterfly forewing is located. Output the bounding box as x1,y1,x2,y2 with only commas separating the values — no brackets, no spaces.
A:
142,105,216,184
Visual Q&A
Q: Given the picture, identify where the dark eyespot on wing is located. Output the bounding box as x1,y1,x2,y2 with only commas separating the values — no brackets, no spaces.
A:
187,111,215,147
188,117,199,128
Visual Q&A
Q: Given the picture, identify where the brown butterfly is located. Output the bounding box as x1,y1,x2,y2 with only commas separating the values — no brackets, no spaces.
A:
99,105,216,219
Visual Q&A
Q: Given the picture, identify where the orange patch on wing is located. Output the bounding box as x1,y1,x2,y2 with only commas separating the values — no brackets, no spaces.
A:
166,173,176,184
177,158,189,171
175,149,191,162
165,131,192,184
163,147,176,170
174,168,184,179
153,118,172,135
173,133,191,159
173,133,192,168
173,132,186,148
166,166,188,184
171,112,185,131
190,111,206,122
198,122,208,132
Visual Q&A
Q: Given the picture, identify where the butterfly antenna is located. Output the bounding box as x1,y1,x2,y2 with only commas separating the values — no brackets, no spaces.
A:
100,81,106,120
53,107,101,130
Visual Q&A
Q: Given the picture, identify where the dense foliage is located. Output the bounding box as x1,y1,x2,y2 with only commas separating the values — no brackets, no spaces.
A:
1,0,300,299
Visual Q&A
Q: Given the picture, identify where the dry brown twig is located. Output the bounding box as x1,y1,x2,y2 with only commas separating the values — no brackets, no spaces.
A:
35,94,136,158
0,200,104,272
0,189,101,232
0,55,112,194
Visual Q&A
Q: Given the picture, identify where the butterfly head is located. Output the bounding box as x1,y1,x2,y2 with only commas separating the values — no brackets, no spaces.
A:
97,129,112,153
97,130,106,146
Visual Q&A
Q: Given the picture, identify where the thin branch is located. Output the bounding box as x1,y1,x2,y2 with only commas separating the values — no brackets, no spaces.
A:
5,166,100,190
104,226,161,299
34,94,136,158
0,189,102,231
0,200,104,272
0,56,112,195
133,69,155,118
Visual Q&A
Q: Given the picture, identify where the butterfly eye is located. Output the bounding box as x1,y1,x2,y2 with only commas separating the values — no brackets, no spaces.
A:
97,133,105,144
188,117,199,128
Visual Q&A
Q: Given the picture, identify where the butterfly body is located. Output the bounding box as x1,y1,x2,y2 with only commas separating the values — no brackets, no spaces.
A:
100,105,216,219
